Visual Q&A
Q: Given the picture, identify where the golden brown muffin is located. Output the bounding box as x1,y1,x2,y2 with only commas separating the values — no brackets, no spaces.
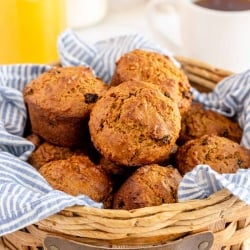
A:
89,80,181,167
175,135,250,175
178,103,243,145
39,155,113,203
23,66,107,147
113,164,182,210
28,142,80,170
110,49,192,115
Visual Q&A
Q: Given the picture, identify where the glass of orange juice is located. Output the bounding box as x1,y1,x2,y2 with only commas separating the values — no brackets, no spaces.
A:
0,0,66,64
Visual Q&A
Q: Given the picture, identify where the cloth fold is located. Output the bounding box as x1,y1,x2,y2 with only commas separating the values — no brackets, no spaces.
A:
178,165,250,203
0,29,249,236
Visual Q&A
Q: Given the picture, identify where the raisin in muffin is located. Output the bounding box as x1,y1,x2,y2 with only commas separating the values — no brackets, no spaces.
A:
39,155,113,203
23,66,107,147
178,103,242,145
113,164,182,210
110,49,192,115
175,135,250,175
89,80,181,166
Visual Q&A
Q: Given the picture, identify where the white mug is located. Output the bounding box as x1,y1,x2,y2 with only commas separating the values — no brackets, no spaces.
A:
147,0,250,72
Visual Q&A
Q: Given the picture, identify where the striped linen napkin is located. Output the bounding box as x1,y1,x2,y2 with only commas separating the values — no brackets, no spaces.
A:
0,29,249,236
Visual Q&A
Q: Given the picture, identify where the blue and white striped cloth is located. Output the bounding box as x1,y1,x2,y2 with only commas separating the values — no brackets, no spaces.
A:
0,29,249,236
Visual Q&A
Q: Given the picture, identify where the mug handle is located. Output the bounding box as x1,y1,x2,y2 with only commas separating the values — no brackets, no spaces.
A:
146,0,182,54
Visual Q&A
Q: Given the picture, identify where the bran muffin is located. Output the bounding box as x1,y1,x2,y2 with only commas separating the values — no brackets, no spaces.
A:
110,49,192,115
175,135,250,175
28,142,81,170
113,164,182,210
23,66,107,147
178,103,242,145
89,80,181,166
39,155,113,203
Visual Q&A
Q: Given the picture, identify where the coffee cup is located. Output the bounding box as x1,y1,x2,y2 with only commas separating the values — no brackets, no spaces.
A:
147,0,250,72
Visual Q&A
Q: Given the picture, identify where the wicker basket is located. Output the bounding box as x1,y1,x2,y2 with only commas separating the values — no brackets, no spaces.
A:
2,57,250,250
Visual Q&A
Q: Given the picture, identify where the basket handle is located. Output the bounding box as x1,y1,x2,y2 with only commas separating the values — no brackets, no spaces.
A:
43,231,214,250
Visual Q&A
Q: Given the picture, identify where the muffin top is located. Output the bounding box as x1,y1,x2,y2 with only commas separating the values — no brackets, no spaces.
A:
110,49,192,115
23,66,107,118
89,80,181,166
175,135,250,175
178,103,243,145
28,142,81,170
113,164,182,210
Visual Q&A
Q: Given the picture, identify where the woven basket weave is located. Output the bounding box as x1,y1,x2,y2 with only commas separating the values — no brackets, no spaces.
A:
2,57,250,250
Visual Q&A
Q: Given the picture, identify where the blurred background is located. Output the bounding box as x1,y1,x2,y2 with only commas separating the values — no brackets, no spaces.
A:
74,0,176,47
0,0,173,64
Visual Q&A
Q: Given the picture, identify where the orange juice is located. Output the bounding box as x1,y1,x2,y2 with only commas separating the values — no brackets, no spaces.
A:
0,0,66,64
